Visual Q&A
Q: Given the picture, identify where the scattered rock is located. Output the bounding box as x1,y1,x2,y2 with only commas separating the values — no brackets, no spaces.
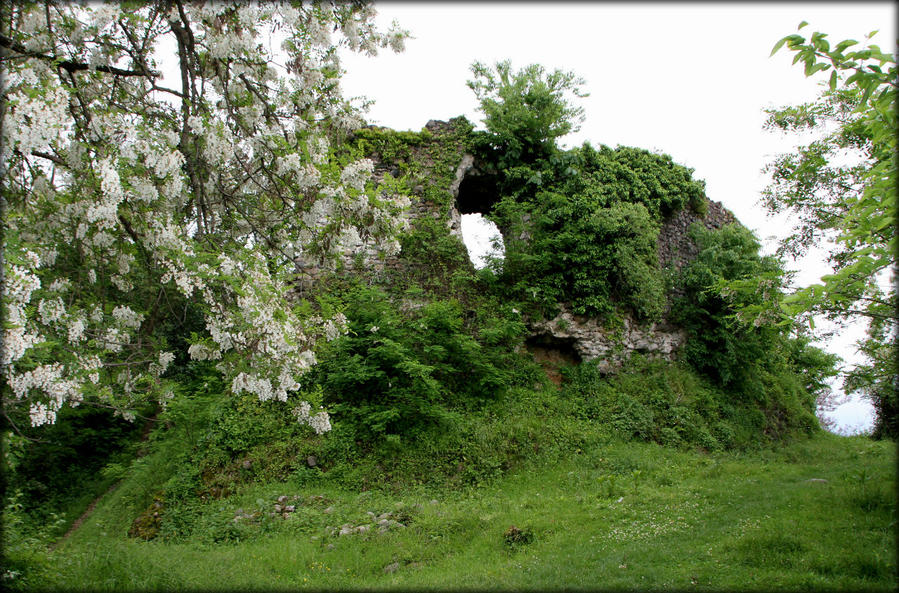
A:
384,562,400,574
277,495,289,504
503,525,534,547
339,525,353,536
285,505,296,512
323,506,335,514
306,455,317,468
129,496,164,540
274,504,283,513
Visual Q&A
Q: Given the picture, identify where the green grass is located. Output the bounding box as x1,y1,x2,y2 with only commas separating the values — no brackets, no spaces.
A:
27,433,896,591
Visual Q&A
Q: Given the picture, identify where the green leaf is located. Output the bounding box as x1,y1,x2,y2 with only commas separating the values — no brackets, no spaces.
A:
798,20,809,30
829,69,838,91
770,36,790,57
835,39,858,53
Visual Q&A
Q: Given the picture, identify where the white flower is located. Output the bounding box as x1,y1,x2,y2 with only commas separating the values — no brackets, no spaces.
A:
90,3,121,30
308,411,331,434
30,402,55,427
112,305,143,329
340,158,374,191
5,264,40,304
37,297,66,325
48,278,71,293
67,318,86,344
102,327,124,352
23,250,41,268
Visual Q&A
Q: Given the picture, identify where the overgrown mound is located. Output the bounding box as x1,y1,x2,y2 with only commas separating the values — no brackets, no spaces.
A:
5,61,838,561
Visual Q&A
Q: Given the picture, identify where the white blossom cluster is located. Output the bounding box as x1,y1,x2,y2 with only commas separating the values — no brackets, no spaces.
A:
3,264,43,367
293,401,332,435
1,77,71,161
184,253,345,432
8,363,80,427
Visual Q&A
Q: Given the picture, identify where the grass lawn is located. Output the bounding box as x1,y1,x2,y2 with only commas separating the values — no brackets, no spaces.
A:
33,432,895,591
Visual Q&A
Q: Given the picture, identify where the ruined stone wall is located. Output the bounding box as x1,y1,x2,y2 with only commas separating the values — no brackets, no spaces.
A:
657,199,736,271
295,119,740,371
529,308,687,372
530,200,737,370
291,119,473,293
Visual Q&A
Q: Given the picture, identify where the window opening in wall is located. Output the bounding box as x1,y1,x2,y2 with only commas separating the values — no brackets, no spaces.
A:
461,213,504,269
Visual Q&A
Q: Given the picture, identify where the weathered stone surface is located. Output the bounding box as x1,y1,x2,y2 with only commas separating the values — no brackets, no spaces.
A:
657,200,735,272
529,306,687,373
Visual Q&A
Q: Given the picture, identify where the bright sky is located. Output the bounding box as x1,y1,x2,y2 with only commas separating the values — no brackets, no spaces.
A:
338,2,897,434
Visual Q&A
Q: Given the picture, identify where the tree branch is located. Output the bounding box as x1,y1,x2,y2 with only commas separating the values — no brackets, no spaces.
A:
0,33,160,78
30,150,66,167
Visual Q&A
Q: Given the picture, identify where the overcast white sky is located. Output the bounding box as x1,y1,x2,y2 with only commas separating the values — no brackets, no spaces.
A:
338,2,896,434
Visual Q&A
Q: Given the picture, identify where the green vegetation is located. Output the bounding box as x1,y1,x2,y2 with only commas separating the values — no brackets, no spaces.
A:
763,25,897,437
3,39,894,593
466,62,710,323
10,427,895,591
467,60,587,167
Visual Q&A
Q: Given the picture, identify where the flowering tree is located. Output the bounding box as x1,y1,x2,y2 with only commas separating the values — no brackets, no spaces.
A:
1,1,409,432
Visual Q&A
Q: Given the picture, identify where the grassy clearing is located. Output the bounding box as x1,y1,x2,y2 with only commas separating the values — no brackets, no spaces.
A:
34,433,895,591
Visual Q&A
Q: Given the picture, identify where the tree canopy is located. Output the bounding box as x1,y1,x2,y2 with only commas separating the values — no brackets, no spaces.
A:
467,60,587,166
763,23,896,436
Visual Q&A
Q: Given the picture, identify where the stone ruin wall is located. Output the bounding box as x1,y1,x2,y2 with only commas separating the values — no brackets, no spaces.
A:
529,200,735,370
295,119,738,371
292,120,470,293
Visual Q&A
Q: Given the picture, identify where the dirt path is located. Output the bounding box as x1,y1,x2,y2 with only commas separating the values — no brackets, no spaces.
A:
50,414,158,551
50,481,121,551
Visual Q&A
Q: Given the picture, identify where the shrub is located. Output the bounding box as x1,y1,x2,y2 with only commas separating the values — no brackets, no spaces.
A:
468,60,587,167
561,356,764,450
313,286,514,440
497,194,664,321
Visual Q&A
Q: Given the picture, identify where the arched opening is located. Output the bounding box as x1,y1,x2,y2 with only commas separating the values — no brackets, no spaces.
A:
456,170,500,215
461,213,504,269
454,164,504,269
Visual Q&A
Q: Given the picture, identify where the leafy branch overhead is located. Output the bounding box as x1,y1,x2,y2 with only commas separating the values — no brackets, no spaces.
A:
1,1,409,431
763,22,896,437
